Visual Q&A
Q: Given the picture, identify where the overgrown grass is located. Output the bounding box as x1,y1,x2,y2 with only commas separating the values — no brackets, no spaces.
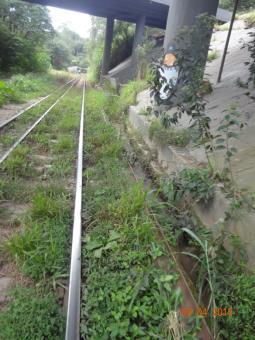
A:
119,79,147,112
0,87,82,337
4,92,81,279
0,71,73,107
80,88,186,338
2,145,34,178
119,76,255,338
207,50,220,62
149,119,191,147
239,10,255,28
0,287,65,339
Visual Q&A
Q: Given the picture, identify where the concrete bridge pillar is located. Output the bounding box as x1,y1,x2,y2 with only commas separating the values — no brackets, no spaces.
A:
164,0,219,51
132,14,146,56
102,17,114,75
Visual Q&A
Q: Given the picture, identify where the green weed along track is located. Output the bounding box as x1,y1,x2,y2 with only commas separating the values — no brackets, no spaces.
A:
0,81,75,153
80,89,195,339
0,86,82,339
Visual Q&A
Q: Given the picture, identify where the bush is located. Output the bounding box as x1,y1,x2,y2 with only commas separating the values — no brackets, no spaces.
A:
34,50,51,72
9,74,39,93
149,119,190,147
162,168,215,204
0,80,20,107
220,0,255,11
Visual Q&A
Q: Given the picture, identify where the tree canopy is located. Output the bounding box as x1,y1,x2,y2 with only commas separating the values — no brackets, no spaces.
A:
220,0,255,11
0,0,86,74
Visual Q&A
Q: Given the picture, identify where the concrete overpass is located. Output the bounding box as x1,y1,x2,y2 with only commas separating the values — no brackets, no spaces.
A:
24,0,221,79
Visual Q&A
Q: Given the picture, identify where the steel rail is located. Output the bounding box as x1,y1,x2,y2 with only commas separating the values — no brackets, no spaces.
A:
65,80,85,340
0,78,75,130
0,80,76,165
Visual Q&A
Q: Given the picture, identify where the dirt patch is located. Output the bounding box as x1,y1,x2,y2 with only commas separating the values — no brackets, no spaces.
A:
0,98,44,128
0,202,27,248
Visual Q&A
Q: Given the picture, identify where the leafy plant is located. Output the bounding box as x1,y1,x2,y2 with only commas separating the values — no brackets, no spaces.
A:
162,168,215,204
0,80,20,107
80,88,189,338
216,273,255,339
182,228,218,338
215,104,244,184
0,287,64,339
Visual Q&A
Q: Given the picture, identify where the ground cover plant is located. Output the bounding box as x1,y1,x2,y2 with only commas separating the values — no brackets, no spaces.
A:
0,287,65,340
80,88,204,339
207,50,220,62
149,119,191,147
119,80,147,112
112,65,255,338
0,71,72,107
0,81,75,154
0,86,82,338
130,126,255,339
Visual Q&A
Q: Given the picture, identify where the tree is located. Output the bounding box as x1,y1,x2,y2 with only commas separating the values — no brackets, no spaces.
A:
110,21,135,69
0,0,53,73
49,39,71,70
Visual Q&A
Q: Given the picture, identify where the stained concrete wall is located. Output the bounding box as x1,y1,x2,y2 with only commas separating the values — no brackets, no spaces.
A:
164,0,219,51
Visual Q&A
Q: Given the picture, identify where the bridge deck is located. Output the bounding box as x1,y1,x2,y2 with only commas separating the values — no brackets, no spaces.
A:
24,0,169,28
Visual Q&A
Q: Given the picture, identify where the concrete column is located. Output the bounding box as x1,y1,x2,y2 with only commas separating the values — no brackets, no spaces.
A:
163,0,219,51
101,17,114,75
132,14,146,56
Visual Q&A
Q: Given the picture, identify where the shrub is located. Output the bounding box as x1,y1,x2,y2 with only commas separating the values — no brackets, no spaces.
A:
162,168,215,204
9,74,39,93
0,80,20,107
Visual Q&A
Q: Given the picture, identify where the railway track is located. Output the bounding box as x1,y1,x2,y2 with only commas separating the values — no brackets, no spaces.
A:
0,78,75,131
65,80,85,340
0,78,85,339
0,78,77,164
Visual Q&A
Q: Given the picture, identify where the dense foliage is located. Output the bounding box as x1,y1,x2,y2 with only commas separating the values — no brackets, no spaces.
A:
0,288,65,339
86,18,136,82
0,0,86,73
220,0,255,11
0,0,53,73
80,89,190,338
